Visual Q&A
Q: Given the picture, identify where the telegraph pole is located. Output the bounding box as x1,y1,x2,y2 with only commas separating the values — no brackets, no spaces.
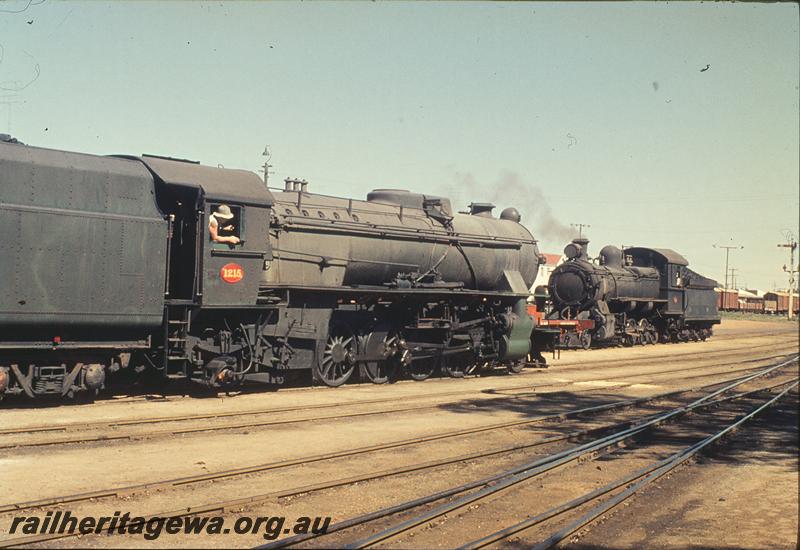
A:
728,268,738,290
778,233,798,320
570,223,591,238
260,145,274,187
713,243,743,290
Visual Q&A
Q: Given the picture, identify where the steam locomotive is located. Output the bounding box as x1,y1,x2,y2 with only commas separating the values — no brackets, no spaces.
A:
546,238,720,346
0,140,540,399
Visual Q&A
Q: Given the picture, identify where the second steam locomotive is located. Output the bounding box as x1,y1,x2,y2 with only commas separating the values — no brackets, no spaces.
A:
545,238,720,346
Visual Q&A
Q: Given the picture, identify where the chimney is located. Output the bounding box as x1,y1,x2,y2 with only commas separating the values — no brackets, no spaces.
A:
468,202,495,218
564,238,590,261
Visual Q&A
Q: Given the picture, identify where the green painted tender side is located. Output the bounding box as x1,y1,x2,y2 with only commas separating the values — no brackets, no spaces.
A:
0,143,167,340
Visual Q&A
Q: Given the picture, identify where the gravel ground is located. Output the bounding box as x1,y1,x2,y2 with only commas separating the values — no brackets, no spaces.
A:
0,317,796,549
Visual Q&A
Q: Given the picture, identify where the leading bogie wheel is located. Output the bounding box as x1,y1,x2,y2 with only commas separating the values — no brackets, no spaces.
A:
507,360,526,374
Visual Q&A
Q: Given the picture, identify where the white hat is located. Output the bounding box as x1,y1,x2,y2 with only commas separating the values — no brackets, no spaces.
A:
214,204,234,219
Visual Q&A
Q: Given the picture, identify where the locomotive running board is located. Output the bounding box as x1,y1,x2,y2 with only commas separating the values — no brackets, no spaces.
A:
0,339,151,350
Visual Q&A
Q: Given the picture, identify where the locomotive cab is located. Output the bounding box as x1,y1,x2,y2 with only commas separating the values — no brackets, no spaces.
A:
133,155,277,388
138,154,274,308
625,247,689,315
624,247,719,340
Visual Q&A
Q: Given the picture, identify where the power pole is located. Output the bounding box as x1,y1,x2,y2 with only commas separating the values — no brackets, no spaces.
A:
778,233,798,320
260,145,274,187
713,243,743,290
728,268,738,290
570,223,591,238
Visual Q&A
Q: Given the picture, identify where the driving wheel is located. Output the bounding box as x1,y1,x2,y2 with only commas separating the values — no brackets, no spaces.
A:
408,356,438,381
315,323,356,387
442,352,471,378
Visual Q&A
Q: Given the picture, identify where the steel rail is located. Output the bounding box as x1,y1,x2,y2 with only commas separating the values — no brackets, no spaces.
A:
2,348,793,444
528,380,799,550
0,357,778,451
310,359,794,548
339,361,797,549
486,352,796,398
458,380,799,550
257,356,798,549
1,364,793,549
1,377,794,549
2,366,780,521
0,402,444,450
0,379,713,514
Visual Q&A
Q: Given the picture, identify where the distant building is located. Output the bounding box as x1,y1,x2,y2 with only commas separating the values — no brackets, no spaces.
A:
735,288,764,313
532,253,563,290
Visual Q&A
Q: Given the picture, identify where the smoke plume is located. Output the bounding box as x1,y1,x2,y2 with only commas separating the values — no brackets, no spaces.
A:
441,171,576,249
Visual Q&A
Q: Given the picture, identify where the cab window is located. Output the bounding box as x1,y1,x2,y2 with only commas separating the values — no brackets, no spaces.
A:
208,203,243,248
671,265,682,287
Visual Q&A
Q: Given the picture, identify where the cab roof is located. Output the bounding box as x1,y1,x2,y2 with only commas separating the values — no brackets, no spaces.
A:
136,154,274,207
626,247,689,266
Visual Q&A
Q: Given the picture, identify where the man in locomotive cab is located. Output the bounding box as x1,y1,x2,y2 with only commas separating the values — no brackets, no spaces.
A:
208,204,241,245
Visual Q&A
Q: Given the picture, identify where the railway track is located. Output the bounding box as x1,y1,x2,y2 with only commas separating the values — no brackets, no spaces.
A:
0,349,795,450
0,381,729,515
460,382,799,550
1,355,795,548
254,358,798,548
536,335,797,373
3,337,796,434
0,349,782,438
486,351,796,397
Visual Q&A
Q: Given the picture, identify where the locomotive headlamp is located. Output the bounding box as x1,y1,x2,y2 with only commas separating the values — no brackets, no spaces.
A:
564,242,582,260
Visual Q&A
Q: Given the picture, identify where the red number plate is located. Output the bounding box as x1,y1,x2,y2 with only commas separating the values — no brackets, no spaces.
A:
220,263,244,284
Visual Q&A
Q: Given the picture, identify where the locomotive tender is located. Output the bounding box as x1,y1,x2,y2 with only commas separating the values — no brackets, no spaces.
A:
547,238,719,346
0,140,540,399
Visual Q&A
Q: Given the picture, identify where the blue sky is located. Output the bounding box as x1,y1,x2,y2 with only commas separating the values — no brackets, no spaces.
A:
1,1,798,289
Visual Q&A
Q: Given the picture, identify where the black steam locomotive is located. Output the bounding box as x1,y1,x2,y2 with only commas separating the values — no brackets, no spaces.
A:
0,140,540,399
547,239,719,346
